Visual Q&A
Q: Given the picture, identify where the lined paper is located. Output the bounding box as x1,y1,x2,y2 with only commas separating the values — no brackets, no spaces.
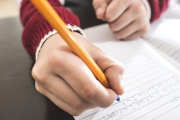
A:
74,40,180,120
144,36,180,71
144,19,180,70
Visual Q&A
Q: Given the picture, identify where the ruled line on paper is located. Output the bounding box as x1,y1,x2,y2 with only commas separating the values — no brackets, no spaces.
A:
96,76,180,120
153,97,180,120
135,94,180,120
145,36,180,64
74,40,180,120
97,41,180,120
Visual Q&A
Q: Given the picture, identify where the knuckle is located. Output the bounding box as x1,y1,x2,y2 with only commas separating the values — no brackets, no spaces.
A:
111,57,125,71
133,5,144,15
81,84,97,100
32,65,46,83
48,50,66,70
48,50,61,65
105,13,113,22
115,62,125,75
72,101,86,112
96,55,109,64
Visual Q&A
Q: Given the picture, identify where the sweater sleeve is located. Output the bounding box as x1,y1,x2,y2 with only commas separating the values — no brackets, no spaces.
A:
20,0,80,56
147,0,169,22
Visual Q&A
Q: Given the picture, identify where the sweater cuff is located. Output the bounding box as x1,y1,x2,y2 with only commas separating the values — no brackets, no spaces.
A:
35,30,57,60
22,7,80,56
141,0,151,20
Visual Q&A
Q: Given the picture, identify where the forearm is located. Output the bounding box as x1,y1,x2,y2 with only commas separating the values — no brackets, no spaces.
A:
20,0,80,56
147,0,169,22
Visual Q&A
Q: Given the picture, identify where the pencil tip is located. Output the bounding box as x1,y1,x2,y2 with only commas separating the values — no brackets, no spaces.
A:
116,96,120,101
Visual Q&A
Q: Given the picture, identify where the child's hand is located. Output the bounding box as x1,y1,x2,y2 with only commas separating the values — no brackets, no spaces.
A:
32,32,124,115
93,0,150,40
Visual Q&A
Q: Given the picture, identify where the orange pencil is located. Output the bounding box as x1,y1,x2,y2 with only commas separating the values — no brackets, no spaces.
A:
30,0,109,88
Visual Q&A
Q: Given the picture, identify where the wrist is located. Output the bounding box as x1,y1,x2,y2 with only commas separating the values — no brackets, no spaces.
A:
35,30,58,61
141,0,151,20
35,24,86,60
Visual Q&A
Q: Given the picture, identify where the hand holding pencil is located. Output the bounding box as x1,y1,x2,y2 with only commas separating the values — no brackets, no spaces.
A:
31,0,124,115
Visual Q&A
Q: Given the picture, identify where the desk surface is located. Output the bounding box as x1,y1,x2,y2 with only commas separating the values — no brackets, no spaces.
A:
0,3,104,120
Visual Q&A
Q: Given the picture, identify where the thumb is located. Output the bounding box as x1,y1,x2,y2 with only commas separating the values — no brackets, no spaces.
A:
92,0,111,20
95,54,124,95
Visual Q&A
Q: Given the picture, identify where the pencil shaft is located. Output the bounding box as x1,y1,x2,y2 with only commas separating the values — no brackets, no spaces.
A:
31,0,109,88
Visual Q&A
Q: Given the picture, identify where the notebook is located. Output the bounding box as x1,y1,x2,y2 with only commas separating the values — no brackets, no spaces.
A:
74,19,180,120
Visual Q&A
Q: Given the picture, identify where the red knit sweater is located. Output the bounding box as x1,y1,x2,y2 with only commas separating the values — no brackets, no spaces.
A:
20,0,169,56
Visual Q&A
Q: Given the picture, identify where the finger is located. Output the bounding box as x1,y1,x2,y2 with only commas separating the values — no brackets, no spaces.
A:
44,74,95,109
113,20,140,39
108,7,135,32
105,0,130,22
35,82,89,116
94,55,124,95
93,0,111,19
72,33,124,96
115,15,149,40
32,62,95,111
54,49,118,108
123,27,149,40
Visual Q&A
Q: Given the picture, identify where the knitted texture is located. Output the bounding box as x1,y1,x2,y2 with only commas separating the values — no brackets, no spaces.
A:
20,0,80,56
147,0,169,22
20,0,169,56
